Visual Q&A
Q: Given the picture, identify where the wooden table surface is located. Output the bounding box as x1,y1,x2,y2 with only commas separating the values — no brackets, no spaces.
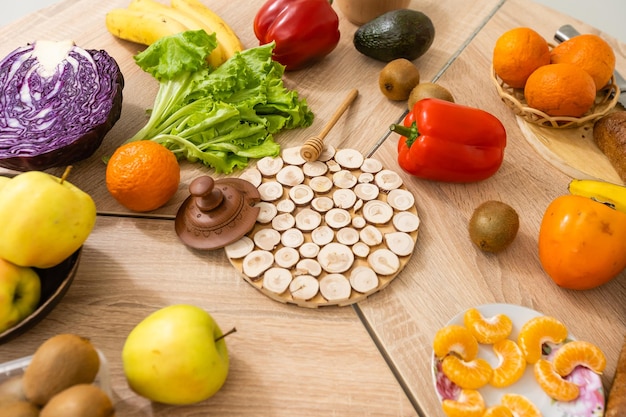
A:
1,0,625,416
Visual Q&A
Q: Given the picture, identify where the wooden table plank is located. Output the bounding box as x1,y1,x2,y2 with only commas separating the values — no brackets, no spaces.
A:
357,0,626,416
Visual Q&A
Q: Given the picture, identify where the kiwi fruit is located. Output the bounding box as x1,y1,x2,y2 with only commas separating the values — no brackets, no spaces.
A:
40,384,114,417
407,82,455,110
0,400,40,417
378,58,420,101
469,200,519,253
23,334,100,406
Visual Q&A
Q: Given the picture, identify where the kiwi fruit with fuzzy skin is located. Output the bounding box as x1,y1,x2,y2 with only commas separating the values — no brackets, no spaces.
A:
407,82,455,110
469,200,520,253
40,384,114,417
23,334,100,406
378,58,420,101
0,400,40,417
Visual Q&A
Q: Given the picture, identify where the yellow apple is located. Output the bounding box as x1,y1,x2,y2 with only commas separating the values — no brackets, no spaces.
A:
0,176,9,191
0,257,41,333
0,170,96,268
122,304,230,405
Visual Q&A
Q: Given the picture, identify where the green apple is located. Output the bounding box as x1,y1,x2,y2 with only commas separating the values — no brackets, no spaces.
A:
0,170,96,268
122,304,231,405
0,257,41,333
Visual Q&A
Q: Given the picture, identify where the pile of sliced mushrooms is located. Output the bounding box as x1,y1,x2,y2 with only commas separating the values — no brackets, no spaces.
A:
228,146,420,307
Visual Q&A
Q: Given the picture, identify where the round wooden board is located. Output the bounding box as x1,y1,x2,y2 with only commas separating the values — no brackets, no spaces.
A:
227,146,420,308
516,115,625,185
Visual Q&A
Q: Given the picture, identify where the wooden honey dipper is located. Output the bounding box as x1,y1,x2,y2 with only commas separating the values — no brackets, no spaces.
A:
300,88,359,162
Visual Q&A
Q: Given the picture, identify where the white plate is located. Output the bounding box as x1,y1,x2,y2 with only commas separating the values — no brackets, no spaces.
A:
431,303,605,416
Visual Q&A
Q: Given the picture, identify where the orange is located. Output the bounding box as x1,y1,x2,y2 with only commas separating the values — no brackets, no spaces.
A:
552,340,607,376
483,405,514,417
441,355,493,390
550,34,616,91
493,27,551,88
441,389,485,417
463,308,513,344
524,63,596,117
500,393,541,417
433,324,479,361
517,315,568,364
534,359,580,402
106,141,181,212
490,339,526,388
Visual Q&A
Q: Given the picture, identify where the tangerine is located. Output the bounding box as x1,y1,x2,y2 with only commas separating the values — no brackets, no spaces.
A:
442,355,493,390
483,405,514,417
552,340,607,376
517,315,568,364
433,324,479,361
524,63,596,117
463,308,513,344
106,141,181,212
490,339,526,388
441,389,485,417
534,359,580,402
550,34,616,91
500,393,541,417
493,27,551,88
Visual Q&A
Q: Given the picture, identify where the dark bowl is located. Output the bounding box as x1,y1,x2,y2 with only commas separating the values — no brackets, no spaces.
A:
0,248,82,344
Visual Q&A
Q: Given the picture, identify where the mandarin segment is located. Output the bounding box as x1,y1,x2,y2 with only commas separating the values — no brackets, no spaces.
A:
552,340,607,376
490,339,526,388
433,324,479,361
500,393,542,417
483,405,514,417
463,308,513,344
441,389,485,417
518,315,568,364
492,27,551,88
442,355,493,390
534,358,580,402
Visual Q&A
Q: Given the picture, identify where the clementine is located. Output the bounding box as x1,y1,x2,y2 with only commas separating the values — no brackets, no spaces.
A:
524,63,596,117
493,27,551,88
550,34,616,91
106,141,180,212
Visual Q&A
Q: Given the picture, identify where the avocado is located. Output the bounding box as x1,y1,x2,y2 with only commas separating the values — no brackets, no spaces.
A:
353,9,435,62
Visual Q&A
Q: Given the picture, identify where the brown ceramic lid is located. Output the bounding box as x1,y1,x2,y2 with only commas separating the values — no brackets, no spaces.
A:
175,176,261,250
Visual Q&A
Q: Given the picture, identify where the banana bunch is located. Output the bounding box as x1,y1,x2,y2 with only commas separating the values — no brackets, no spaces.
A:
568,179,626,213
105,0,243,67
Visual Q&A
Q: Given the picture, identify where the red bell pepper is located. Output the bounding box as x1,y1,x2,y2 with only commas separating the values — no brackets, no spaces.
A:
390,98,507,182
253,0,340,71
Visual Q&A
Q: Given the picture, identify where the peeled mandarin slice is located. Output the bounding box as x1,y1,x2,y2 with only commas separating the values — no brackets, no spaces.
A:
433,324,479,361
490,339,526,388
552,340,607,376
463,308,513,344
483,405,514,417
500,393,542,417
442,355,493,390
534,359,580,402
517,315,568,364
441,389,485,417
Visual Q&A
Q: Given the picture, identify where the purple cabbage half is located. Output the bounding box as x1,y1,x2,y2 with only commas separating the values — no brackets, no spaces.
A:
0,41,124,171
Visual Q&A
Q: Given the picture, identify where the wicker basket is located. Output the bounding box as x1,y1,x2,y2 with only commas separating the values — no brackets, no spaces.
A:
491,66,619,129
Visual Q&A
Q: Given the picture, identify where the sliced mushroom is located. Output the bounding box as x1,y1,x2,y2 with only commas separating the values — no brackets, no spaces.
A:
303,160,328,177
354,183,379,201
262,267,292,294
299,242,320,259
311,196,334,213
309,176,333,194
242,250,275,279
349,266,379,293
319,273,352,301
253,228,282,251
271,213,296,231
325,208,352,229
334,148,364,169
375,169,403,191
281,228,305,248
392,211,421,233
290,274,320,301
276,165,305,187
224,236,255,259
239,167,262,187
311,225,334,246
358,172,375,184
362,200,394,225
276,198,296,213
274,246,300,268
295,258,322,277
317,145,336,162
360,158,383,174
289,184,314,205
326,159,342,173
282,146,307,166
384,232,415,257
332,188,357,209
352,241,371,258
351,215,366,229
295,208,322,231
367,248,400,275
255,201,278,224
359,225,383,246
332,170,357,189
336,227,359,245
257,156,284,177
317,242,354,273
258,181,284,202
387,189,415,211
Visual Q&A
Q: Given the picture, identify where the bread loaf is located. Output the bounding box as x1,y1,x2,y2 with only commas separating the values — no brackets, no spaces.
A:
606,336,626,417
593,111,626,182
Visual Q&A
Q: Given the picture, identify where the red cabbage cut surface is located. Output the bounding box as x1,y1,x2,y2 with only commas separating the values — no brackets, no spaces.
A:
0,41,124,171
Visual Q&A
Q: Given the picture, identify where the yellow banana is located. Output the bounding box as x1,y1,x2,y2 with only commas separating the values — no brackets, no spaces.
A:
568,179,626,213
105,8,187,46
